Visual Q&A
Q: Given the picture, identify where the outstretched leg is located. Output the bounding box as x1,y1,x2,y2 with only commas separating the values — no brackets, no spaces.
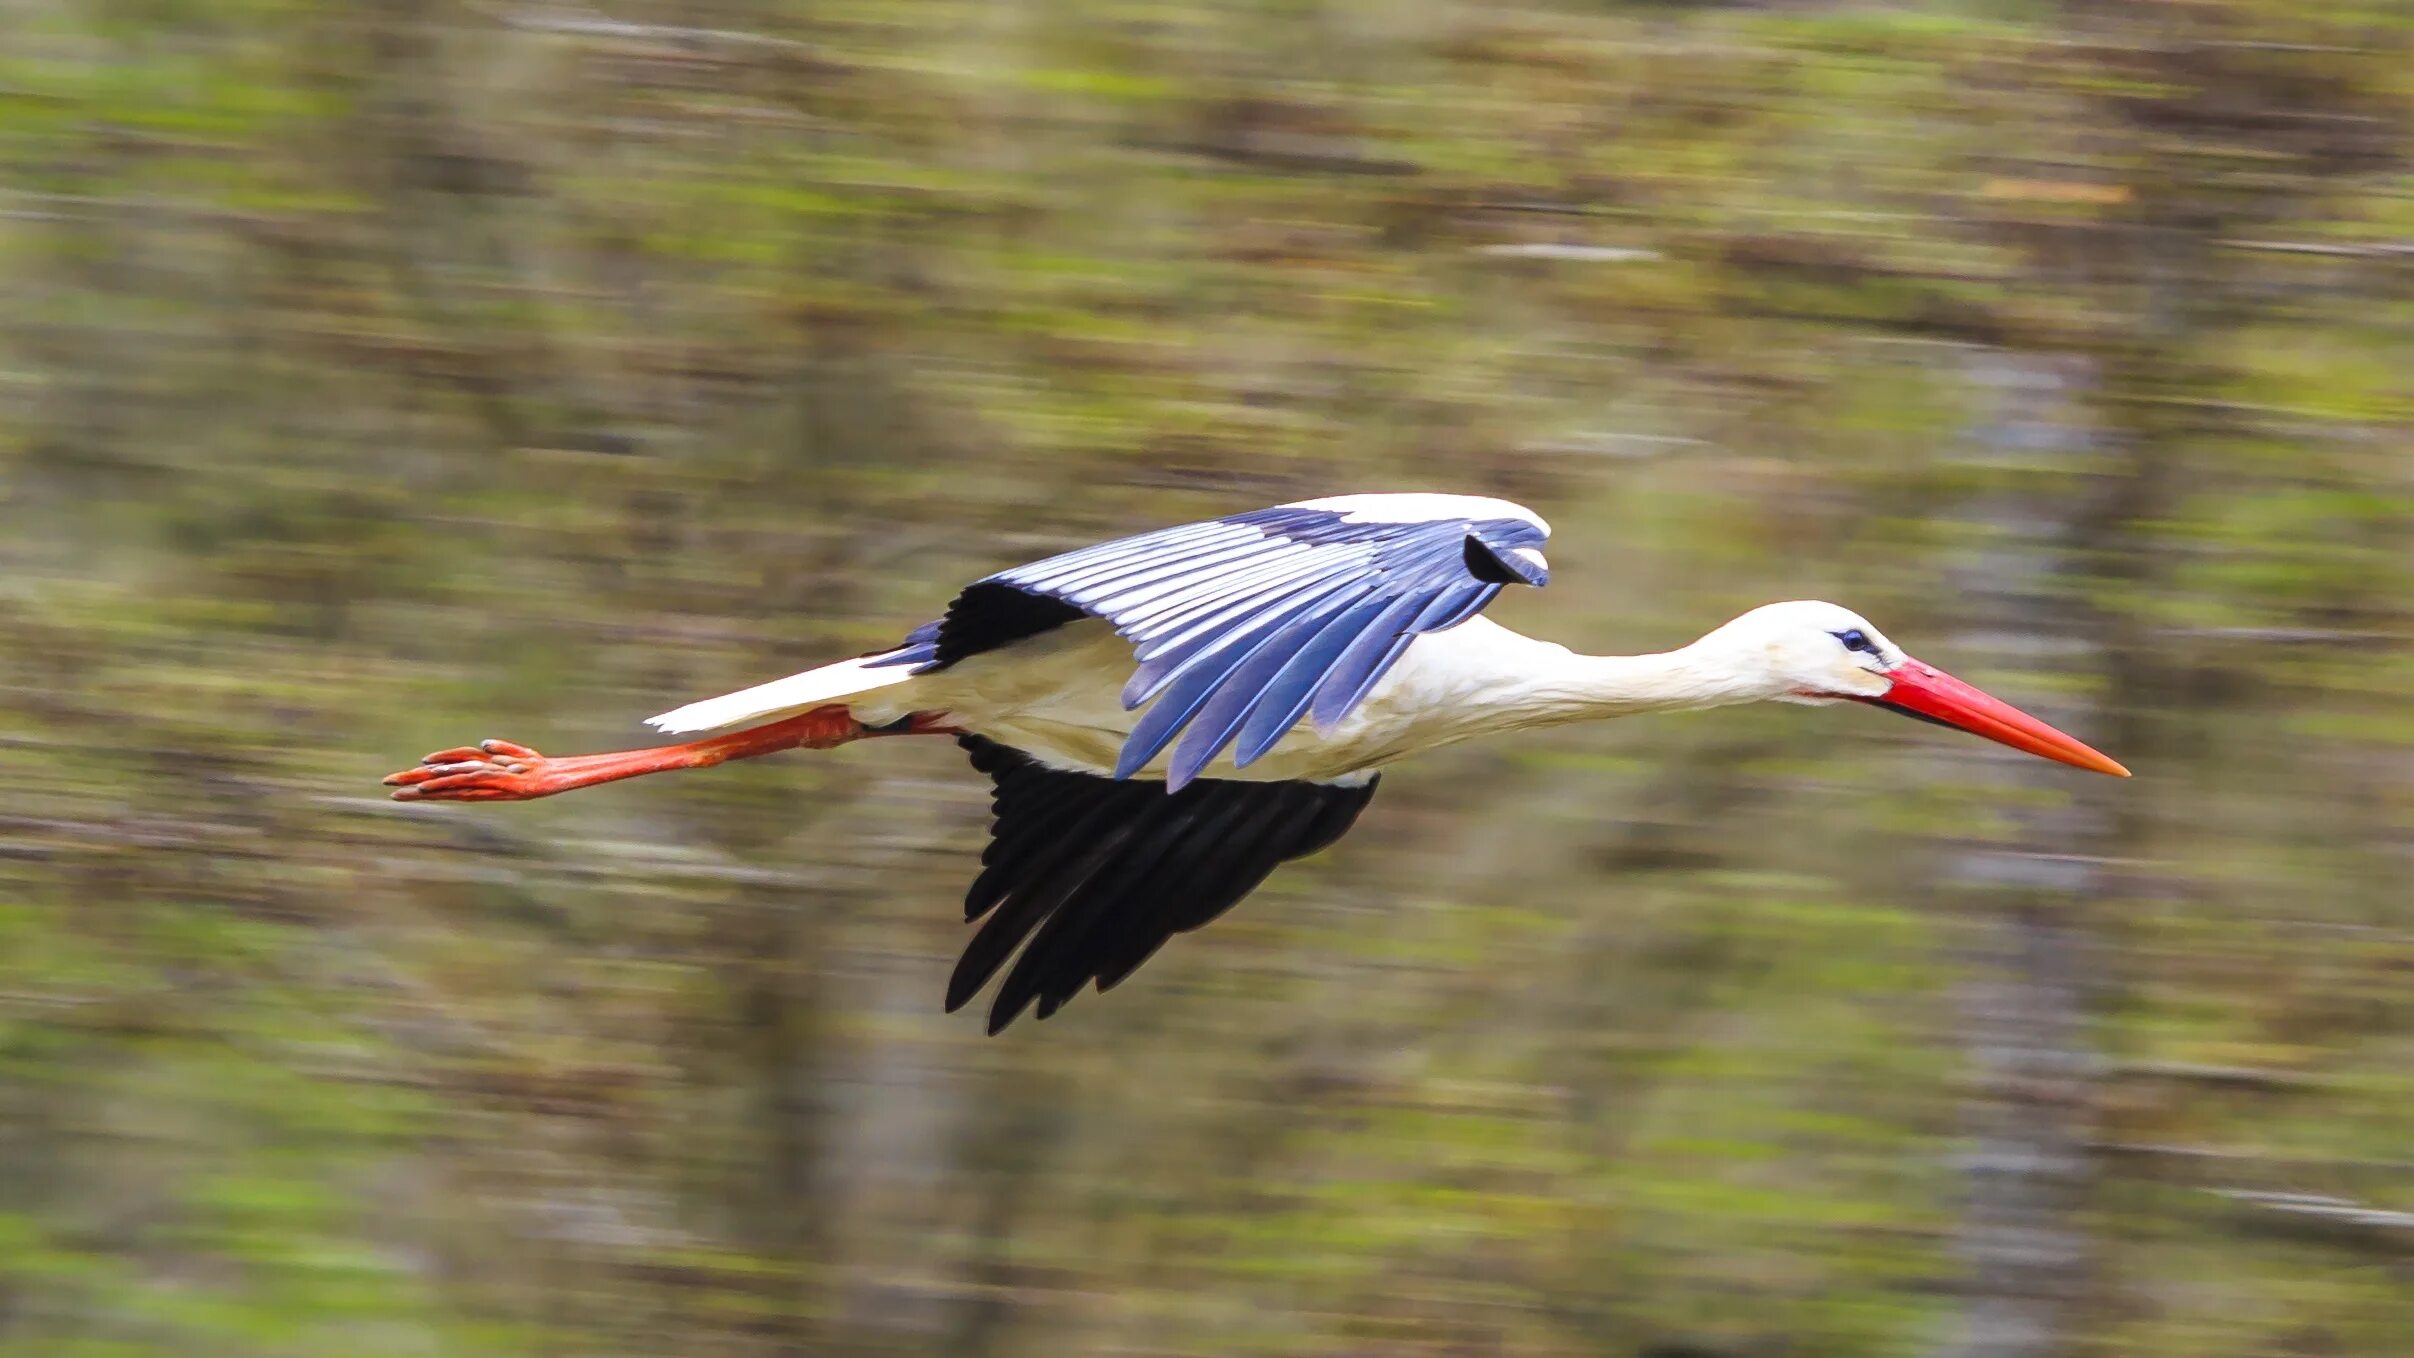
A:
383,705,951,803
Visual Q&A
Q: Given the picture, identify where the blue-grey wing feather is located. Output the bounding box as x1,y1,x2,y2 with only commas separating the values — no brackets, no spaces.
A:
939,503,1549,786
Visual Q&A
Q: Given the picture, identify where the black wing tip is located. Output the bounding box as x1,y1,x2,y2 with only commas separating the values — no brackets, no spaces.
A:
1463,533,1547,587
948,744,1379,1032
944,975,980,1015
985,986,1056,1035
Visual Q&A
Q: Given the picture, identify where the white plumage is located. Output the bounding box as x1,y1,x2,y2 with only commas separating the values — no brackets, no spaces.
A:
645,652,914,736
388,491,2128,1032
820,608,1854,784
1286,491,1550,532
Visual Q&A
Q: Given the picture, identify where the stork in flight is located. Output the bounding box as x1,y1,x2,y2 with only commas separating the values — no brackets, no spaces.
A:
386,493,2128,1032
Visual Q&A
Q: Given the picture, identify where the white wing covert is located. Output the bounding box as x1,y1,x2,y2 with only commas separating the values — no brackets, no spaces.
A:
919,494,1551,788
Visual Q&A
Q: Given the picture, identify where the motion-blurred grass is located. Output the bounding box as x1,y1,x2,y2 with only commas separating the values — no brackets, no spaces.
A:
1,2,2409,1356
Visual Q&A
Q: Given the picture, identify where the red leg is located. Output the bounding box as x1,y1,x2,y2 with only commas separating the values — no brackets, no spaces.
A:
382,706,952,803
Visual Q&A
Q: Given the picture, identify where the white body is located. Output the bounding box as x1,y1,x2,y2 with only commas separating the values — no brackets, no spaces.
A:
644,493,1911,785
648,603,1903,785
865,617,1564,783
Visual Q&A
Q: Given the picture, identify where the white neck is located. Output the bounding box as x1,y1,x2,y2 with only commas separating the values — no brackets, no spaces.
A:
1505,636,1780,727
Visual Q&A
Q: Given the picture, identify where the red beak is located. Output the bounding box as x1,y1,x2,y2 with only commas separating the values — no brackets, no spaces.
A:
1859,658,2131,777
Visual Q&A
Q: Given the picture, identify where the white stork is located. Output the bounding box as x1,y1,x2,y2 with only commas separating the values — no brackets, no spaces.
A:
386,492,2128,1031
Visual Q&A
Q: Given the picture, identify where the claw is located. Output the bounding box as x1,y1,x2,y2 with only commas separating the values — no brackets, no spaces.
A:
382,739,553,802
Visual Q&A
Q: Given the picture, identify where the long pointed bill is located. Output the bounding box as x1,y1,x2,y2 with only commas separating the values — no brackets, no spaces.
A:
1859,658,2131,777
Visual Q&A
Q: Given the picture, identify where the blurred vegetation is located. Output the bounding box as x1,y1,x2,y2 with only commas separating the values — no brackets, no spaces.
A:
1,1,2410,1355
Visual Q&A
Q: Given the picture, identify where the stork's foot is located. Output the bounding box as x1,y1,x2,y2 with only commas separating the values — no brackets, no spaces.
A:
384,739,555,802
379,709,954,805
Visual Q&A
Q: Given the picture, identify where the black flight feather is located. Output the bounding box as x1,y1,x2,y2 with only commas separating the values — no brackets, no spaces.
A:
948,736,1378,1032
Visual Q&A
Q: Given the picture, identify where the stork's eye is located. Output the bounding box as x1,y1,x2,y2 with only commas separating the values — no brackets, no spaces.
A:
1833,628,1876,654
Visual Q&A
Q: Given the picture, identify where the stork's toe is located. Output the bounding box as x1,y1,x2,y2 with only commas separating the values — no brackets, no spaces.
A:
383,741,551,801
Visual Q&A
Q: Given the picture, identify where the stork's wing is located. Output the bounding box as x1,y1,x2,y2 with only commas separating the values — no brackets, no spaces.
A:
907,494,1551,788
951,737,1378,1033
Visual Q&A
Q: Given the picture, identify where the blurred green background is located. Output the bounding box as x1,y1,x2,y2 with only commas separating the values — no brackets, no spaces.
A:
2,1,2410,1355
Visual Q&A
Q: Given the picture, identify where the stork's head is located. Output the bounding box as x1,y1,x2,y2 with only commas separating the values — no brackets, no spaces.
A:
1704,601,2130,777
